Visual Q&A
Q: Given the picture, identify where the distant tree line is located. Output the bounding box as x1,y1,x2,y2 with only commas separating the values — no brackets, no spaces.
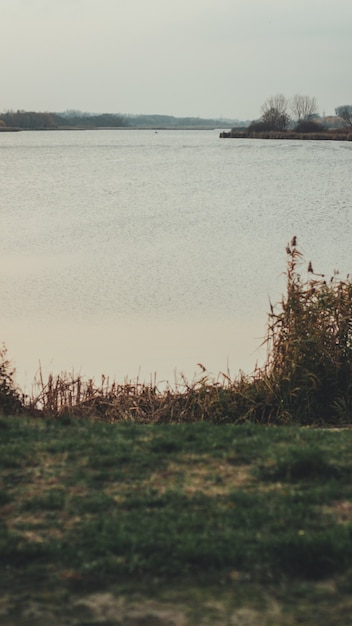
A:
124,114,237,128
56,112,127,128
0,110,237,130
0,110,58,129
0,110,128,130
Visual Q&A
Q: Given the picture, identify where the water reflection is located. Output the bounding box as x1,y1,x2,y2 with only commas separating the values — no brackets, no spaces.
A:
4,316,267,393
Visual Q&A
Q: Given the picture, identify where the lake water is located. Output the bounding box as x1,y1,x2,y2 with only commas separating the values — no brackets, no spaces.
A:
1,129,352,391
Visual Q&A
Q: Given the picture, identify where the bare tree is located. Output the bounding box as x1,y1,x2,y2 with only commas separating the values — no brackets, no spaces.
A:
259,94,290,131
335,105,352,127
291,95,318,122
261,94,289,117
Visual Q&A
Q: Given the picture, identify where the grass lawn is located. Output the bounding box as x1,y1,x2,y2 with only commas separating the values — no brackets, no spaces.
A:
1,416,352,625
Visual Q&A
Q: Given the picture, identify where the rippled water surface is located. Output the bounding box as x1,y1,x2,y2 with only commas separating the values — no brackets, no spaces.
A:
1,130,352,389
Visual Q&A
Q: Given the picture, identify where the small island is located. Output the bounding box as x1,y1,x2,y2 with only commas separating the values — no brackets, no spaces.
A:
220,94,352,141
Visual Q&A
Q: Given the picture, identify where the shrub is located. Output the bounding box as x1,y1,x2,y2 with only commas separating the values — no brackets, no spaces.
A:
294,120,326,133
0,345,22,415
263,238,352,423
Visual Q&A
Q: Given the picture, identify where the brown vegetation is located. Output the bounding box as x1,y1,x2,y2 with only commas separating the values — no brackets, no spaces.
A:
220,129,352,140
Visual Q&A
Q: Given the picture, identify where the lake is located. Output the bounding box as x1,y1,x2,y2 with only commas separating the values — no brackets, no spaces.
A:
1,129,351,392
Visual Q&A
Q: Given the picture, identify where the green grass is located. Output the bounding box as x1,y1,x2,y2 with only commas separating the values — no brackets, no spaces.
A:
1,417,352,624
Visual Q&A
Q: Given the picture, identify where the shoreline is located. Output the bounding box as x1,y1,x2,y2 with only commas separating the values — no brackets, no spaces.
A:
220,129,352,141
0,126,231,133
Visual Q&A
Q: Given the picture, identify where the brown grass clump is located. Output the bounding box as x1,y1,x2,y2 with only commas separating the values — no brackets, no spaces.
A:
262,237,352,424
28,369,254,424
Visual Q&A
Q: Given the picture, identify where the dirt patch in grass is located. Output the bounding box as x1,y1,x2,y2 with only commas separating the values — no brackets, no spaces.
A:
0,587,287,626
323,501,352,525
5,583,352,626
142,456,252,497
72,592,284,625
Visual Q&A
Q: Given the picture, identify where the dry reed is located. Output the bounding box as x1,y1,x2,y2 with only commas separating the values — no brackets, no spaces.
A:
220,130,352,141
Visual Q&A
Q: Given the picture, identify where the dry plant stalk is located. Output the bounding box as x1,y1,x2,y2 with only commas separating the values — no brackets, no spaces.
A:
264,237,352,423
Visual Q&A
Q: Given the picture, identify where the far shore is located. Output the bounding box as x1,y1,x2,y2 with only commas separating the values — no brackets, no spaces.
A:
0,125,230,133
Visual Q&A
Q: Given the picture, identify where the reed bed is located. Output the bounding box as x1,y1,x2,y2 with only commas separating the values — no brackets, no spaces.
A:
263,238,352,424
2,239,352,425
28,368,254,424
220,130,352,141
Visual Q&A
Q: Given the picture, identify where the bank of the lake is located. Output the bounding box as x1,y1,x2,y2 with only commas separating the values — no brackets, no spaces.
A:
220,129,352,140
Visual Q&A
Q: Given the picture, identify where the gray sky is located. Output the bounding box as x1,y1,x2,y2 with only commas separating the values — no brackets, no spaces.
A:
2,0,351,120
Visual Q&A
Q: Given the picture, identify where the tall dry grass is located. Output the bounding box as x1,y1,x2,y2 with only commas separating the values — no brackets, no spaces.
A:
28,367,252,424
262,237,352,424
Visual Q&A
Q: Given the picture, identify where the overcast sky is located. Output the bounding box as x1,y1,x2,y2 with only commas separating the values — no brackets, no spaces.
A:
2,0,351,120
